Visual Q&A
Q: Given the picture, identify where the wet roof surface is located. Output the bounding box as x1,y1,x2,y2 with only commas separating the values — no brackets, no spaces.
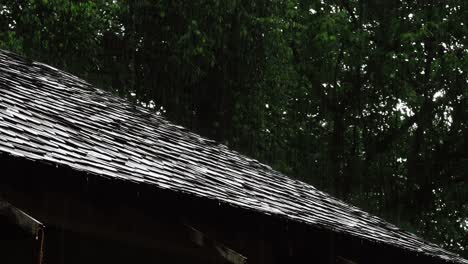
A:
0,50,466,263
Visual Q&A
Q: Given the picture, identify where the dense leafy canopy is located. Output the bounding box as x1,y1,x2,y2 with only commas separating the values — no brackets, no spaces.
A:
1,0,466,257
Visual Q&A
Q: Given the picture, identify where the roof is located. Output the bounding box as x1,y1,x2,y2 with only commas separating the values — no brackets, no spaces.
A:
0,49,466,263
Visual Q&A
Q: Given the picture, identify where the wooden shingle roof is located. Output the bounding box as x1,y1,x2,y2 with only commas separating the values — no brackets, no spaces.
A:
0,50,466,263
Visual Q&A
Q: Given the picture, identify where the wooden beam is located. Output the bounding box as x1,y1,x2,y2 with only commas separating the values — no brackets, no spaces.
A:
0,197,44,237
0,188,246,264
0,197,45,264
337,255,359,264
188,225,247,264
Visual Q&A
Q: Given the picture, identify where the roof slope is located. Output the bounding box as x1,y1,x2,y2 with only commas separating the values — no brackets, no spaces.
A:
0,50,466,263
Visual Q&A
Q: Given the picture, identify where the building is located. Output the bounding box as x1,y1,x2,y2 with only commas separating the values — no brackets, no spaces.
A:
0,49,466,264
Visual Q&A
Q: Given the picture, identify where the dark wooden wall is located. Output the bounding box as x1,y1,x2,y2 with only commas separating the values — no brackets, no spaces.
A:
0,153,449,264
0,217,38,264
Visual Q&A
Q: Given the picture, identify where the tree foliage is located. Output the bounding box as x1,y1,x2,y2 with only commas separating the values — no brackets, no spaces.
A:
1,0,466,256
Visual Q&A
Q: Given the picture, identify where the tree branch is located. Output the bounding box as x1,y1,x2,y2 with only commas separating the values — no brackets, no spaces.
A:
339,0,358,27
